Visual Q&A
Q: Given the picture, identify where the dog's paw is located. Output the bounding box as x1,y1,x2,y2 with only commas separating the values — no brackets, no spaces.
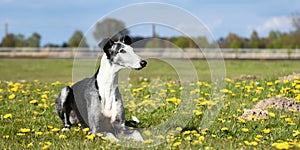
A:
62,128,70,132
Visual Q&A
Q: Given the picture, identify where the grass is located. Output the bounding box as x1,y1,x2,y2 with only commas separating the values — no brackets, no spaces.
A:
0,59,300,82
0,59,300,149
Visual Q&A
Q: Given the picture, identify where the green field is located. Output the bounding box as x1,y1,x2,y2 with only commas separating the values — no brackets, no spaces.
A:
0,59,300,149
0,59,300,82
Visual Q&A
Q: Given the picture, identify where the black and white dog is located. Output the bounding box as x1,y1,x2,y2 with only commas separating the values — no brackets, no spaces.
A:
55,35,147,141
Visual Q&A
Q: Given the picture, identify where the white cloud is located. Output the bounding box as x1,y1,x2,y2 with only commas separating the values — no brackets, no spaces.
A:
255,16,293,35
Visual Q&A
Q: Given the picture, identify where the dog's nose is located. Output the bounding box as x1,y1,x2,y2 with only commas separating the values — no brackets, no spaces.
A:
140,60,147,67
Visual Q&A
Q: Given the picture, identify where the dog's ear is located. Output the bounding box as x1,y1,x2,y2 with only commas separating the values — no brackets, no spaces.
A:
98,38,114,59
120,35,132,45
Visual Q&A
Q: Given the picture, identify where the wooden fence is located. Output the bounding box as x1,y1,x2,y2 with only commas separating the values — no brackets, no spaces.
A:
0,47,300,60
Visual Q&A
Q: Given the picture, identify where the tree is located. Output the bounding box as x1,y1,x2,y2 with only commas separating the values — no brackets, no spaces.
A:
93,18,129,41
249,30,260,48
1,34,16,47
68,30,88,47
219,33,243,48
27,32,41,47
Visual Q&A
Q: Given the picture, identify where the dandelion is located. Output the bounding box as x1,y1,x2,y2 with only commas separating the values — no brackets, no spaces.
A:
29,99,38,104
3,113,12,119
41,94,48,99
35,131,43,136
221,127,229,131
263,128,271,134
20,128,31,133
144,130,151,136
3,135,9,139
83,128,90,132
241,128,249,133
193,110,203,116
269,112,276,117
27,142,34,147
173,141,182,147
176,127,182,132
51,128,60,132
227,136,233,140
59,134,67,139
293,130,300,137
16,133,25,136
183,130,191,135
85,134,95,141
272,142,289,150
166,97,181,106
8,94,16,99
144,139,154,144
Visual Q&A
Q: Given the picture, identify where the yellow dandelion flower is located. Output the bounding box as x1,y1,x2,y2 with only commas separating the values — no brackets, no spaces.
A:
269,112,275,117
85,134,95,141
16,133,25,136
8,94,16,100
20,128,31,133
47,125,53,129
173,141,181,147
272,142,289,150
183,130,191,135
144,139,154,144
184,136,191,141
82,128,90,132
238,118,246,123
221,127,229,131
285,118,293,123
41,94,48,99
251,141,258,146
256,135,263,139
29,99,38,104
227,136,233,140
35,131,43,136
59,134,67,139
293,130,300,137
3,113,12,119
263,128,271,134
143,130,151,136
252,98,259,102
51,128,60,132
225,78,232,83
176,127,182,131
3,135,9,139
27,142,34,147
193,110,203,116
242,128,249,133
42,145,50,150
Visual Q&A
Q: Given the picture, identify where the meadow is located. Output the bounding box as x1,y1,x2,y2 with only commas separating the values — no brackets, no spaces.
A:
0,59,300,149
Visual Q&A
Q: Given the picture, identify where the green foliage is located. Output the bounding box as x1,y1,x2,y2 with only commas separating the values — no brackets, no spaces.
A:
93,18,129,41
68,30,88,47
1,33,41,47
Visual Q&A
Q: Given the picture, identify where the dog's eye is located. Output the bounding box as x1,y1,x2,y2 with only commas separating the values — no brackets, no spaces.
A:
119,49,126,53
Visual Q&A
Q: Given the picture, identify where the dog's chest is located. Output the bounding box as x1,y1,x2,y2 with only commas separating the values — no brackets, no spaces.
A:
98,87,122,118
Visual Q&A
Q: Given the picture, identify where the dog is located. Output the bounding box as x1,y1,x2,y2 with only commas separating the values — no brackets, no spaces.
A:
55,35,147,141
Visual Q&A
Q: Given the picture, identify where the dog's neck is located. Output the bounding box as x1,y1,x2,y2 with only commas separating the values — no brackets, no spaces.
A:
96,55,122,114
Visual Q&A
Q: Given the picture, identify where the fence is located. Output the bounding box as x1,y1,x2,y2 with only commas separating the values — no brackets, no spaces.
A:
0,47,300,59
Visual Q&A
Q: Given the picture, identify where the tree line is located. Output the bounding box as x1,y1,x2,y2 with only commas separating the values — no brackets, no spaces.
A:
1,15,300,49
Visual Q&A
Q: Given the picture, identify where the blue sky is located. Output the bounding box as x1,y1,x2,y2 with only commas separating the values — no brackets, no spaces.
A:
0,0,299,46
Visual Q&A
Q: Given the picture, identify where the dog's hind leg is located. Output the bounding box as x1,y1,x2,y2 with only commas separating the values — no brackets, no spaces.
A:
55,86,75,129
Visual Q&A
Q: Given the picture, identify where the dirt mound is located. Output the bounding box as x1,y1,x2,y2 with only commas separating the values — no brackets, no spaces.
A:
279,73,300,81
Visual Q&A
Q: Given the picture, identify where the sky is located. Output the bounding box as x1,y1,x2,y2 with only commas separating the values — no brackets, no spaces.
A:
0,0,299,46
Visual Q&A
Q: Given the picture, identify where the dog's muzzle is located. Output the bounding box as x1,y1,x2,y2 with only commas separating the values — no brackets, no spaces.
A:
136,60,147,70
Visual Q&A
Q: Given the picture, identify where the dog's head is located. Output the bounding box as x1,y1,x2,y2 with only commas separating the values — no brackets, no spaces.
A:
98,35,147,70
